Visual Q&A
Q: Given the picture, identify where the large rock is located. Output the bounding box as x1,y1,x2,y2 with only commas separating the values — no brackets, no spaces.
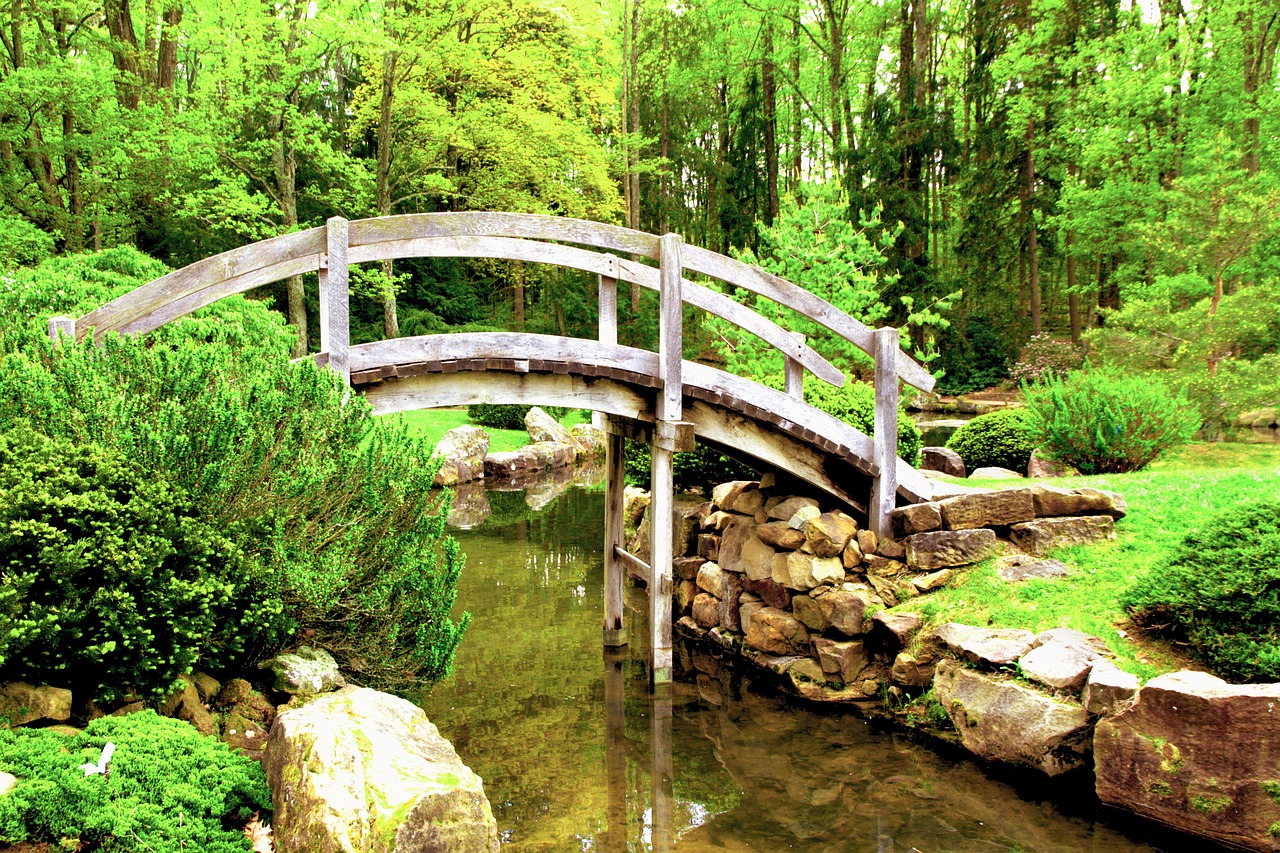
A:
790,593,830,632
939,489,1034,530
523,406,578,452
1008,516,1115,556
811,583,875,637
692,593,721,629
0,682,72,727
1095,671,1280,852
715,514,759,572
265,646,346,695
1017,641,1095,692
996,554,1070,582
1029,485,1127,519
766,495,819,521
741,576,791,609
892,502,942,536
569,423,606,456
265,687,499,852
770,551,844,590
756,521,805,550
813,638,868,683
969,466,1025,479
803,511,858,558
432,426,491,486
920,446,965,478
1026,450,1076,479
696,563,731,598
933,659,1092,776
905,528,999,570
628,496,709,563
1081,661,1139,716
744,607,811,656
933,623,1037,667
870,611,922,653
738,536,777,581
711,481,761,514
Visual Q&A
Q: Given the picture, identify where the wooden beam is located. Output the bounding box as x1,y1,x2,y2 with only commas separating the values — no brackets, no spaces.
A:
658,233,683,423
48,316,74,344
349,212,662,260
321,217,351,386
648,439,674,685
603,423,628,647
871,327,899,541
615,546,651,585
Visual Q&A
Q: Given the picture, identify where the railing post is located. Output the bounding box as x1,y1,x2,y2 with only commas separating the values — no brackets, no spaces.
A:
784,332,805,400
319,216,350,386
593,258,619,432
602,417,628,648
871,326,900,542
48,317,75,344
647,233,683,686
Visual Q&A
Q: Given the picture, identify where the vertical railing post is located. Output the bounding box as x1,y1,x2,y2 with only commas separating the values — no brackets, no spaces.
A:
603,648,628,853
48,317,75,344
647,233,683,686
871,326,899,542
593,257,619,432
318,216,350,386
602,417,628,647
650,686,675,853
784,332,805,400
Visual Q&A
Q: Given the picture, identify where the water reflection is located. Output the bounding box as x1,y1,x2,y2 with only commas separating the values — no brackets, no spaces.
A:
423,482,1170,852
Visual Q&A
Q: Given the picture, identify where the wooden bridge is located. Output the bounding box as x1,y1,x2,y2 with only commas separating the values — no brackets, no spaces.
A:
48,213,936,684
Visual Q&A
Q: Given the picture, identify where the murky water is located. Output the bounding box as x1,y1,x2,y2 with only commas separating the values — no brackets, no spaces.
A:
419,482,1175,852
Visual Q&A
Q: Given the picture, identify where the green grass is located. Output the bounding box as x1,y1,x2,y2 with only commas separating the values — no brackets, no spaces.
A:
904,442,1280,681
378,407,591,453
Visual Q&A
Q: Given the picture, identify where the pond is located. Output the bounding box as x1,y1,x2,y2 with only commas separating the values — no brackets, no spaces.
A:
418,479,1186,852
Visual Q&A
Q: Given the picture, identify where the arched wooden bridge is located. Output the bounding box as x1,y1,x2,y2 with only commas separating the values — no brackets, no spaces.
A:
48,213,937,684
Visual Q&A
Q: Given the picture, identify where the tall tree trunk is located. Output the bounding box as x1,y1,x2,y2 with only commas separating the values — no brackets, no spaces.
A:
790,7,801,186
377,49,400,339
1066,232,1081,344
157,3,182,94
104,0,141,108
627,0,641,311
762,21,779,224
514,260,525,330
1025,118,1040,335
1238,5,1280,174
55,15,82,252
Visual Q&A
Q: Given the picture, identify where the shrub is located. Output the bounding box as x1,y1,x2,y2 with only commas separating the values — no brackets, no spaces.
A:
780,377,922,465
623,440,758,492
934,314,1012,394
0,710,269,851
467,402,567,430
1123,500,1280,682
945,407,1036,472
0,428,288,701
1022,368,1199,474
1008,334,1085,384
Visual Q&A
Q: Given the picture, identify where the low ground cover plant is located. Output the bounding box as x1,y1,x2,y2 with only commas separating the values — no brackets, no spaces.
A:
945,407,1036,472
0,711,268,851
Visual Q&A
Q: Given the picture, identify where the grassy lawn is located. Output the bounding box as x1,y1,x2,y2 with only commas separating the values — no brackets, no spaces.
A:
379,406,591,453
901,442,1280,681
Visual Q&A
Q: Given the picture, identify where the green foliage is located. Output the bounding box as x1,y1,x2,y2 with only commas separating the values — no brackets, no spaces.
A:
934,315,1012,394
1123,499,1280,682
467,403,567,430
1009,334,1085,384
1022,369,1199,474
801,378,923,466
0,711,269,851
0,428,287,701
623,440,758,493
944,408,1036,472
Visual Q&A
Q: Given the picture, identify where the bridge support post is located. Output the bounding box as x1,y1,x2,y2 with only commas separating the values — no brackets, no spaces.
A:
48,316,75,344
602,417,628,647
593,265,618,433
871,326,900,542
318,216,350,386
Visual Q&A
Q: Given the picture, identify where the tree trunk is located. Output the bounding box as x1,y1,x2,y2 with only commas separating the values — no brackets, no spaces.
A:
157,3,182,94
377,49,399,339
628,0,641,312
513,260,525,331
1025,118,1040,335
1066,232,1081,344
103,0,141,109
762,21,779,224
790,7,801,186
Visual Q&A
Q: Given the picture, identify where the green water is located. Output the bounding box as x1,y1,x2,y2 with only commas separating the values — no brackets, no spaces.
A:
420,483,1171,852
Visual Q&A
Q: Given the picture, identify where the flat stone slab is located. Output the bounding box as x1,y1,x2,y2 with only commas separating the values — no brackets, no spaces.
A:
1009,516,1115,556
1018,641,1095,692
905,528,998,570
939,488,1035,530
934,623,1037,667
996,554,1071,582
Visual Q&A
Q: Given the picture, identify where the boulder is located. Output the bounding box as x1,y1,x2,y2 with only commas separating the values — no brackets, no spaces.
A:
813,638,869,683
892,502,942,536
0,771,16,796
696,533,720,561
0,682,72,727
711,481,760,514
692,593,721,629
920,446,966,478
842,538,865,569
1008,516,1115,557
523,406,578,451
969,467,1025,479
623,487,650,531
738,536,778,581
905,529,999,570
717,572,744,632
787,505,821,529
890,652,937,688
911,569,955,593
766,495,819,521
939,489,1034,530
265,687,499,852
870,611,922,652
696,563,731,598
756,521,805,550
933,659,1092,776
264,646,346,696
744,607,811,656
191,672,221,703
811,583,875,637
741,576,791,610
1095,671,1280,852
715,515,759,572
1027,450,1077,479
1017,642,1095,692
673,556,705,581
790,593,830,633
1036,628,1114,659
628,496,709,563
1029,485,1127,519
1081,661,1139,716
996,554,1070,582
856,529,878,557
878,539,906,560
770,551,844,590
215,678,254,710
803,512,858,558
432,426,491,486
222,710,270,761
933,623,1037,667
738,597,765,635
569,423,606,456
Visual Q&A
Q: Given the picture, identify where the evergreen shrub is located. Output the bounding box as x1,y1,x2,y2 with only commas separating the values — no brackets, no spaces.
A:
0,428,288,701
1123,500,1280,682
467,402,567,430
802,379,923,466
1022,368,1198,474
0,711,269,851
944,407,1036,472
623,440,758,493
1008,334,1085,384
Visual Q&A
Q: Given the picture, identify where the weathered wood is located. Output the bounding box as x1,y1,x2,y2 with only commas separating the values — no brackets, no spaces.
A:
681,242,935,392
650,685,675,853
658,234,683,424
48,316,74,343
349,212,662,260
649,438,675,684
615,546,651,585
784,332,804,399
871,327,899,541
598,270,618,347
321,217,351,385
75,227,326,340
603,648,627,851
603,423,628,647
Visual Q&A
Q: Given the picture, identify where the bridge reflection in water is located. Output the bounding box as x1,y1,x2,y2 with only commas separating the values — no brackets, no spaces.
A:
423,483,1162,853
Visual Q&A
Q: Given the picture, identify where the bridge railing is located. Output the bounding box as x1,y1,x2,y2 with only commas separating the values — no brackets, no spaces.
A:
49,212,934,538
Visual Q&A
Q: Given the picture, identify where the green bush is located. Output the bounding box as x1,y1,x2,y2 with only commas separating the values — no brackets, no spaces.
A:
945,407,1036,472
623,440,758,493
0,711,269,851
467,402,567,430
780,377,922,465
1022,368,1199,474
1008,334,1085,384
1123,500,1280,682
0,428,288,701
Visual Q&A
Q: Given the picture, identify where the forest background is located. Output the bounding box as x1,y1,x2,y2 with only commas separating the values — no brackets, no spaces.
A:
1,0,1277,424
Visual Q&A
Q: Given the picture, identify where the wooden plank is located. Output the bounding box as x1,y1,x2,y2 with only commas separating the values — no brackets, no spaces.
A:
871,327,899,542
322,217,350,386
615,546,651,585
658,233,683,423
598,271,618,347
681,243,935,393
649,438,675,684
348,212,661,260
75,228,325,339
603,424,629,647
361,370,657,421
48,316,74,343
